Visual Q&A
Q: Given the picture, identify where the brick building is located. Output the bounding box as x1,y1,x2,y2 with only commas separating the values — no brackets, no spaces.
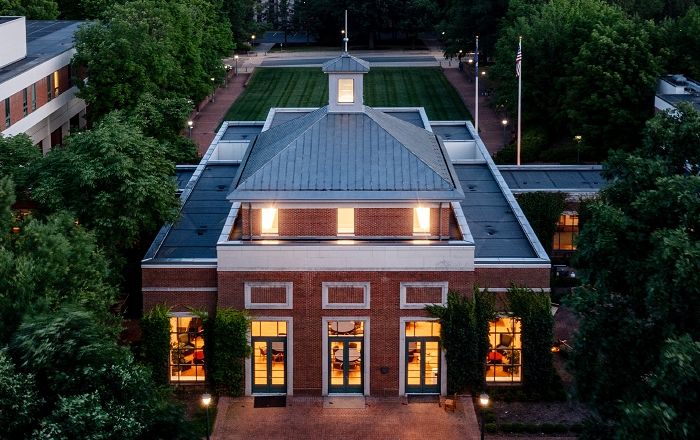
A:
143,54,551,396
0,17,86,152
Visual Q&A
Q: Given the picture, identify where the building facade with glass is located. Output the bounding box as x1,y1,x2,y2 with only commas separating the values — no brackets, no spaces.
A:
142,54,551,396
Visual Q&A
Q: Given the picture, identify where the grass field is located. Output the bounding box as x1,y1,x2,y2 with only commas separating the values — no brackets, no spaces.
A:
224,67,471,121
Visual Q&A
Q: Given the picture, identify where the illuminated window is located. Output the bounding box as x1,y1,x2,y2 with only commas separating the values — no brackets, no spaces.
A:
338,78,354,103
485,316,521,383
337,208,354,235
413,207,431,235
170,315,206,383
553,214,579,251
53,71,60,97
261,207,278,235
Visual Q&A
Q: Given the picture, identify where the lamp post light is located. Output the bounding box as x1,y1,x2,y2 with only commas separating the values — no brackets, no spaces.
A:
201,393,212,440
479,392,490,440
501,119,509,146
187,120,193,138
574,134,582,164
224,64,231,87
251,34,256,46
234,55,239,76
210,77,215,102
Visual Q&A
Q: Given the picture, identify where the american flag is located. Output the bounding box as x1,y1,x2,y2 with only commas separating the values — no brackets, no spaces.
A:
515,41,522,77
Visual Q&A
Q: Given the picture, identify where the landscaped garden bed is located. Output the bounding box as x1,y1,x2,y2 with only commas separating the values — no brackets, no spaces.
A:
483,400,589,435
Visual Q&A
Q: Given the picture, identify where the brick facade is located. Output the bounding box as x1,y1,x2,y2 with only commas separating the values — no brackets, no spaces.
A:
2,65,71,129
404,286,443,304
239,206,454,239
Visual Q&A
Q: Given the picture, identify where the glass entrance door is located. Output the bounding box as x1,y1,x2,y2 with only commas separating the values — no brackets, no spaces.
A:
405,321,441,394
252,338,286,393
328,320,364,394
251,321,287,394
329,338,363,393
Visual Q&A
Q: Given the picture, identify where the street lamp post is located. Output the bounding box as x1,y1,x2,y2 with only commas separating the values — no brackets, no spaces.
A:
187,120,193,138
479,392,490,440
234,55,239,76
224,65,231,87
201,393,212,440
501,119,509,146
251,34,256,46
574,135,582,164
210,77,215,103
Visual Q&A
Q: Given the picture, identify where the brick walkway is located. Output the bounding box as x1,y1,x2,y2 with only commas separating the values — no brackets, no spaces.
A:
212,396,481,440
442,69,508,156
188,72,250,156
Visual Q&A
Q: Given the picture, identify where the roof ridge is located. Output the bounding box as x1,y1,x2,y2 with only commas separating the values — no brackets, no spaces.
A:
364,107,455,187
235,107,329,187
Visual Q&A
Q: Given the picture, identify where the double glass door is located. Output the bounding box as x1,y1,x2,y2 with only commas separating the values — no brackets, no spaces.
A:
252,337,286,393
406,338,440,394
329,338,363,393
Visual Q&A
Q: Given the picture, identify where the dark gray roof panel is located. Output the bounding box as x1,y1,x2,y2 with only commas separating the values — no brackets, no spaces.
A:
454,164,537,259
322,54,370,73
270,111,311,127
153,164,239,259
231,106,462,199
175,166,196,190
0,20,83,85
498,166,605,192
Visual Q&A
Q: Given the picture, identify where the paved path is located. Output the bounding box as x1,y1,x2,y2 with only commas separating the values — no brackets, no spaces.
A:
188,72,249,156
213,396,481,440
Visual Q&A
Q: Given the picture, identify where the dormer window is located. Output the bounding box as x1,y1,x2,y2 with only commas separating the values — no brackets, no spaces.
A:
338,79,354,103
413,207,431,235
261,208,278,235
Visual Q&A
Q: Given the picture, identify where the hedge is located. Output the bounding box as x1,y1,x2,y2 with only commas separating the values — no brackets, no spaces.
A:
141,304,171,385
205,308,250,395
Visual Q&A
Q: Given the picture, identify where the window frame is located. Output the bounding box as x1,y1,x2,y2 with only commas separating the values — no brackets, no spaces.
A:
485,315,522,384
169,313,206,384
31,83,37,111
22,88,28,116
337,78,354,103
4,98,10,128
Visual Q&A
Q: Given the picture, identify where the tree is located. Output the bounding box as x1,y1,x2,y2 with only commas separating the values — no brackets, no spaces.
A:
30,112,179,252
0,0,59,19
0,134,41,194
661,6,700,90
0,349,41,439
564,18,661,155
570,104,700,437
0,176,118,336
8,306,194,439
617,335,700,439
439,0,510,59
491,0,662,160
72,0,233,122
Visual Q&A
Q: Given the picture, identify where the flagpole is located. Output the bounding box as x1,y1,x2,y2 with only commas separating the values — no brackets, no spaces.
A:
516,36,522,167
474,35,479,133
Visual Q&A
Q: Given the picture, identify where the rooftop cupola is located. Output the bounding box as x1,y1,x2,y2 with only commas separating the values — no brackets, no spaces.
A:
322,53,369,113
321,11,369,113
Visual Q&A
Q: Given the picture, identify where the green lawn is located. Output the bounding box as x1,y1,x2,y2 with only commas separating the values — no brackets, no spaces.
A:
225,67,471,121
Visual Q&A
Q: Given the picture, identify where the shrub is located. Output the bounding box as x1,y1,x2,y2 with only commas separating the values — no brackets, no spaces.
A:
206,308,250,395
140,304,171,385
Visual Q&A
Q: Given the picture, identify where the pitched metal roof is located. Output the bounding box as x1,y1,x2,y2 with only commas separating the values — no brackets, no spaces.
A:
229,106,463,201
321,54,370,73
498,165,604,193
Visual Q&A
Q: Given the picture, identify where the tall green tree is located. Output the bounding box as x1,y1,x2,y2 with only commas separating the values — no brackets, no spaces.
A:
565,17,661,156
30,112,179,252
0,176,118,336
0,134,41,194
73,0,232,122
7,306,194,439
570,103,700,437
661,6,700,78
0,0,59,18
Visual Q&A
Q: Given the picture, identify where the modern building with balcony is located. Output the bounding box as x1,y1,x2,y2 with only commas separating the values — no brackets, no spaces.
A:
143,53,552,396
0,17,85,152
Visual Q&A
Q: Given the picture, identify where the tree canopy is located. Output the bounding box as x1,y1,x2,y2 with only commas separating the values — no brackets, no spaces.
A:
570,103,700,437
30,112,179,252
0,0,59,19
